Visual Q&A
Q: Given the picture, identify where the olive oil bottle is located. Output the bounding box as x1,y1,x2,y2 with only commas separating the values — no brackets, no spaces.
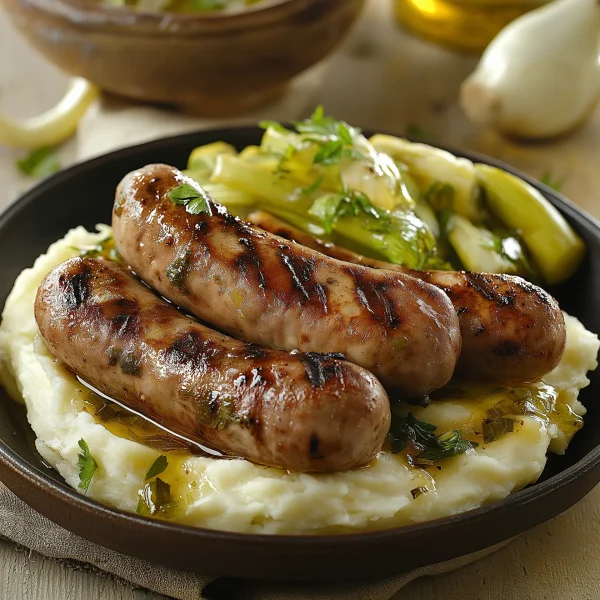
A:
394,0,551,53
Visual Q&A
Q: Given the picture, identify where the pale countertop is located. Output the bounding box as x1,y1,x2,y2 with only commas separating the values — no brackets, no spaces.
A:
2,0,600,598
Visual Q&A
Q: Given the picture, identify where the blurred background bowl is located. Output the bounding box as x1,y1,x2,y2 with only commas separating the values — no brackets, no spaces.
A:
0,0,365,116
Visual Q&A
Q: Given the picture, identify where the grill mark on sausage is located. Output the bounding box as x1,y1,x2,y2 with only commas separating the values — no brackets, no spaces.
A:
162,330,218,370
236,238,267,290
276,249,329,313
353,275,402,329
244,343,267,360
59,265,91,310
145,177,160,198
493,340,524,357
310,435,325,459
221,212,253,237
279,251,311,301
299,352,343,389
465,273,515,307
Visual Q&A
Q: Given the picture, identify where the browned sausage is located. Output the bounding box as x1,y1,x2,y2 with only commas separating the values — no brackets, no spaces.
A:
35,257,391,472
247,210,566,385
112,164,462,399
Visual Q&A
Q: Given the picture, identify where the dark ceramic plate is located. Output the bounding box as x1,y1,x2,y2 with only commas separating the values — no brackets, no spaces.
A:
1,127,600,583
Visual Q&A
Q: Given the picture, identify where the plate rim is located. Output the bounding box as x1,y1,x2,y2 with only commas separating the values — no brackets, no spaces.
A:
1,124,600,549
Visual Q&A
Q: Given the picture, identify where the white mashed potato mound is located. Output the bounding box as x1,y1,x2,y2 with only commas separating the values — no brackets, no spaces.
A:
0,226,598,535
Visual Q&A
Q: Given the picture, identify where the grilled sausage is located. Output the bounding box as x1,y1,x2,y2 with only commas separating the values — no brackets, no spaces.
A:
112,164,462,398
247,210,566,385
35,257,391,472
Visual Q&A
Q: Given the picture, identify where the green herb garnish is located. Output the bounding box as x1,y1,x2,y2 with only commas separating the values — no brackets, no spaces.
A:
136,478,175,516
16,147,61,178
77,439,98,494
292,106,364,166
294,106,360,141
482,417,515,444
166,250,191,289
388,413,477,465
77,236,120,262
145,455,168,481
168,183,212,216
414,429,476,466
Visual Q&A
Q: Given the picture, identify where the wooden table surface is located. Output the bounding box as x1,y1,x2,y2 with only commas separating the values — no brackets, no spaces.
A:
1,0,600,598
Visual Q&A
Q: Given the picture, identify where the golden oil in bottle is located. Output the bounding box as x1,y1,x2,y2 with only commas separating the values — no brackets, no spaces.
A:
394,0,551,53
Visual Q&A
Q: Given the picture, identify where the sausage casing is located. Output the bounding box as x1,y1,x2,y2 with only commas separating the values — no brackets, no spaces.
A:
112,164,462,398
34,257,391,472
247,210,566,385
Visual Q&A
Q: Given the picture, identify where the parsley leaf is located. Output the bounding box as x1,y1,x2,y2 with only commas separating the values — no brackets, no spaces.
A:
77,236,120,262
388,413,477,465
77,439,98,494
294,106,361,140
482,417,515,444
145,455,168,481
16,147,61,178
414,429,476,466
292,106,363,166
168,184,212,216
137,477,175,516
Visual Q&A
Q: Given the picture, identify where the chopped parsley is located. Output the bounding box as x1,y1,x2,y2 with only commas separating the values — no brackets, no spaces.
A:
77,236,120,262
294,106,360,141
166,250,191,289
262,107,365,167
145,455,168,481
77,439,98,494
388,412,477,465
482,416,515,444
137,478,175,516
168,183,212,216
16,147,61,178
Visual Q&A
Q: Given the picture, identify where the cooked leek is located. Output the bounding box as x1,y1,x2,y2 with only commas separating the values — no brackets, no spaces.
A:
370,134,483,223
0,78,98,149
476,164,585,285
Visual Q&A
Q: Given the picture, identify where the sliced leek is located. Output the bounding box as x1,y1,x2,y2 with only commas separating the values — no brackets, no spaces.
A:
476,164,585,285
0,78,98,149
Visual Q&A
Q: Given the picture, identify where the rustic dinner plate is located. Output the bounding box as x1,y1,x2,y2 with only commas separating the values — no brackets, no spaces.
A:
1,127,599,583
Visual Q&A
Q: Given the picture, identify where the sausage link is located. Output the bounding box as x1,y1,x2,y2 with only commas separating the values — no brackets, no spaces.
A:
35,257,391,472
247,210,566,385
112,164,462,398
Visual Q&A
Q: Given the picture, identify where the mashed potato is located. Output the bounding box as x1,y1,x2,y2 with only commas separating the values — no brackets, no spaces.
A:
1,226,598,535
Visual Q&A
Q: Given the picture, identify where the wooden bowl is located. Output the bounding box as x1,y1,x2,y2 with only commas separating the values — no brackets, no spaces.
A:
1,127,600,582
0,0,364,115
